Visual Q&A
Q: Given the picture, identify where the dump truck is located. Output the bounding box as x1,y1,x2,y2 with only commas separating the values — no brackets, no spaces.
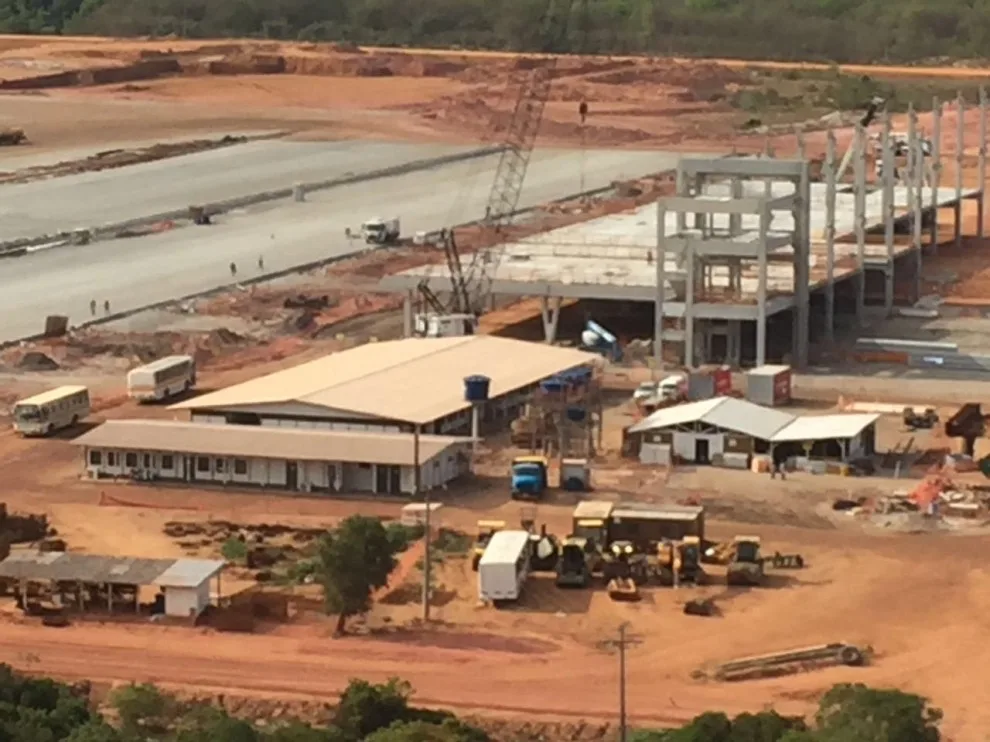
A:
555,537,591,588
511,456,549,500
471,519,506,571
361,217,400,245
727,536,764,586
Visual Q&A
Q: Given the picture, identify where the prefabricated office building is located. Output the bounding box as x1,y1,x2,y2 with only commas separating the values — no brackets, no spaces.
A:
73,336,598,496
386,114,986,370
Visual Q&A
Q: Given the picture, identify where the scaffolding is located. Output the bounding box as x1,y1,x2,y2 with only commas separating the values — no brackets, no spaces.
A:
511,374,603,460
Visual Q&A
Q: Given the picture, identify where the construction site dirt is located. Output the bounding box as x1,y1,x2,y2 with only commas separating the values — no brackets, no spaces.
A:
7,31,990,742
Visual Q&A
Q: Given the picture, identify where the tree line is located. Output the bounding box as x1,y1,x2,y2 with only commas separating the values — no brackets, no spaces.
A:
0,0,987,64
0,661,945,742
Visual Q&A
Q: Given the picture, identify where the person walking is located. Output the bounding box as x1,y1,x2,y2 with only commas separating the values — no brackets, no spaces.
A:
89,299,97,317
103,300,110,315
257,255,264,271
229,262,237,278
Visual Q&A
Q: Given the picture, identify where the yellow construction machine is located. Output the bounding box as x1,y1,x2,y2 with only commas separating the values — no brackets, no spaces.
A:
471,519,505,571
603,540,647,600
726,536,764,586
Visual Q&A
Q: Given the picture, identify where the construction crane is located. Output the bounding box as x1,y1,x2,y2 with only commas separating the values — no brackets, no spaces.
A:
426,0,584,317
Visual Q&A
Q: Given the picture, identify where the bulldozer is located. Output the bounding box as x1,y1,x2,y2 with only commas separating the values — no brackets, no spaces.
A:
655,535,705,586
471,519,505,571
726,536,764,586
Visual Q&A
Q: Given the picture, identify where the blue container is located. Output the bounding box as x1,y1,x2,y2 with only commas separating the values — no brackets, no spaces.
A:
540,377,565,394
464,375,491,403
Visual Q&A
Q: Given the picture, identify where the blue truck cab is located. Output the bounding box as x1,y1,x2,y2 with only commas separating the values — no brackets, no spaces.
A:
511,456,549,500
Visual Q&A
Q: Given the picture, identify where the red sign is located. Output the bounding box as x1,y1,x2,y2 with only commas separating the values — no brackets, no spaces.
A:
713,368,732,396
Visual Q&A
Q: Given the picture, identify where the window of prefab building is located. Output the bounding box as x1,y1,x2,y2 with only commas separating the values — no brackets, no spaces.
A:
89,450,102,466
197,457,210,472
107,452,116,466
215,458,226,473
143,454,151,468
161,455,174,470
234,459,247,475
125,452,137,467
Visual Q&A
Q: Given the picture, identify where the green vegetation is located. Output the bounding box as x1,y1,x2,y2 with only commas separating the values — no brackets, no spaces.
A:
315,515,401,634
0,664,947,742
0,0,988,64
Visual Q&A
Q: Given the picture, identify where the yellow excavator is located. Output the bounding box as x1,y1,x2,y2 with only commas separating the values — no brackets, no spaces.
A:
471,519,505,571
656,536,705,585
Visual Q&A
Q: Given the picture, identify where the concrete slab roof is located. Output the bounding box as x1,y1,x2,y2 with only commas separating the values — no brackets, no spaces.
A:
0,551,224,587
383,183,978,311
171,336,599,425
72,420,463,465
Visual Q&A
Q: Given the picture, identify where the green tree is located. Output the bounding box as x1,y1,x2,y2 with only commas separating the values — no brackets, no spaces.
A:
316,515,398,634
266,721,349,742
333,679,411,740
813,683,941,742
365,719,489,742
64,720,124,742
175,706,260,742
109,683,177,736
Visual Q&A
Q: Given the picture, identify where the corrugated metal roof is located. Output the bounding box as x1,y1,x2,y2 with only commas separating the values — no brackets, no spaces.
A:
629,397,794,440
573,500,615,520
71,420,463,465
479,530,531,566
746,364,791,377
0,552,224,587
771,413,879,443
16,385,88,406
612,504,704,522
153,559,225,588
170,336,599,425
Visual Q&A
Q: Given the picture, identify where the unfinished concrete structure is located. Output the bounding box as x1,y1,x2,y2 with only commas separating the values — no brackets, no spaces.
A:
383,94,987,369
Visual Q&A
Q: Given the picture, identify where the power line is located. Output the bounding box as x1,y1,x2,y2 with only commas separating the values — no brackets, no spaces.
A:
599,623,642,742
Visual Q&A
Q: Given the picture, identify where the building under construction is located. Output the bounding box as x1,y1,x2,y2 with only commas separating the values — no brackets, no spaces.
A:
382,94,987,370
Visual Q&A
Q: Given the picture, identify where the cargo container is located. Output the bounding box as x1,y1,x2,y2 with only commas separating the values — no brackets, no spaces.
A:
745,365,792,407
687,367,732,401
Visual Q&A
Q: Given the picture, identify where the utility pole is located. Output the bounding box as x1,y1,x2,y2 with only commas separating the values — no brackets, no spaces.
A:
600,623,642,742
414,425,430,622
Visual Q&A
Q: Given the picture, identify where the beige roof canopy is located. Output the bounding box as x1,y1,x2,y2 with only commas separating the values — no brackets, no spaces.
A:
170,335,599,425
73,419,464,466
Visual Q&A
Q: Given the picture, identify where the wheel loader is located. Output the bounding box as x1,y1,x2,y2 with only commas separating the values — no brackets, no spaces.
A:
726,536,764,586
602,540,645,600
471,519,506,571
655,536,705,586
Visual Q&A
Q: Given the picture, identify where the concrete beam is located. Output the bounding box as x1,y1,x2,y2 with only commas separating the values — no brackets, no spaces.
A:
659,234,793,257
661,195,794,215
679,157,807,179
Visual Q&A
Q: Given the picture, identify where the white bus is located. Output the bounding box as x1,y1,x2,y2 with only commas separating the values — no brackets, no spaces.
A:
127,355,196,402
12,385,90,437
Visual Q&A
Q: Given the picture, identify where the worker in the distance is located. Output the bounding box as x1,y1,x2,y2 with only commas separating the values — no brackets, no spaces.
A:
89,299,96,317
229,262,237,278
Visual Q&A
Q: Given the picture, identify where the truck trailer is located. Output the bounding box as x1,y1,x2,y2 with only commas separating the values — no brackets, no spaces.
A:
478,530,532,603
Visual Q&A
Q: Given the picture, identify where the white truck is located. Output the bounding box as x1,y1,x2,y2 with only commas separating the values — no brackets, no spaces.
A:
414,313,478,338
478,530,532,603
361,217,400,245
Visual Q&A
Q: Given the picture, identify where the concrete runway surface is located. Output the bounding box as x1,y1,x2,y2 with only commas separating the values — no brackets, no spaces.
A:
0,147,689,342
0,140,472,243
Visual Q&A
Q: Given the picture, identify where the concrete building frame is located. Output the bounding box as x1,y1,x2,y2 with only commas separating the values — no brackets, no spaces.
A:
383,93,987,370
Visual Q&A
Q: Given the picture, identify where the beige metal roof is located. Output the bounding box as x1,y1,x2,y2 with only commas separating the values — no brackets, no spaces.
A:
72,420,464,465
0,551,224,587
171,336,599,425
573,500,615,520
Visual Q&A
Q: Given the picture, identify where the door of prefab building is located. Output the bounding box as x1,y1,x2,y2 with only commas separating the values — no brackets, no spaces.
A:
286,461,299,490
695,438,710,464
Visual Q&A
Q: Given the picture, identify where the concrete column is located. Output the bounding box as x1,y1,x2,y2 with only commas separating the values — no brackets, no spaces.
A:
402,291,414,337
654,203,666,377
913,138,925,303
685,247,696,369
756,208,768,367
824,130,837,345
796,131,806,161
793,164,811,369
729,178,742,235
979,86,987,238
956,92,965,249
930,97,942,254
853,124,867,324
539,296,562,344
728,320,742,367
674,169,687,232
881,113,895,316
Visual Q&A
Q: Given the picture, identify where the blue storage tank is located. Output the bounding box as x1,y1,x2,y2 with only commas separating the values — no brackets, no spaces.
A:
566,405,587,422
464,375,491,402
540,377,566,394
